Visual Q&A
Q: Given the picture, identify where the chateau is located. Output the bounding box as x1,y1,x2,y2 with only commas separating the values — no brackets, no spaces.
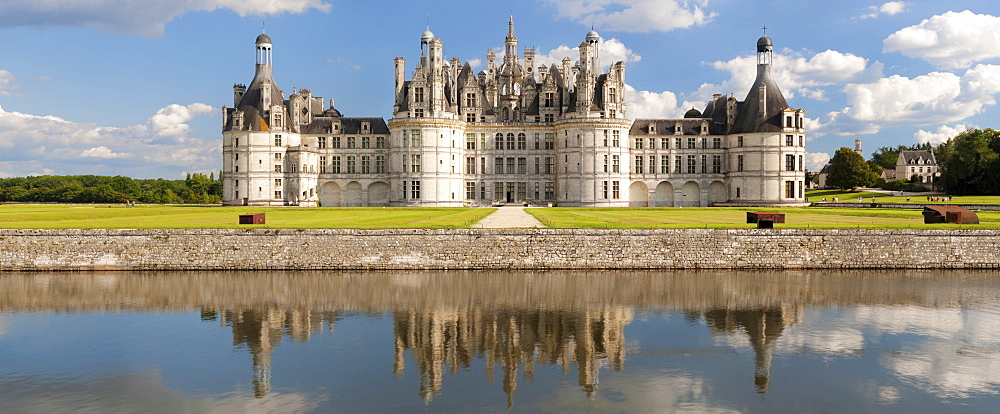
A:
222,19,807,207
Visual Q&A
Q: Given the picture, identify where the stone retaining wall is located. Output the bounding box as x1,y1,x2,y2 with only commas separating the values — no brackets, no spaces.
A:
2,229,999,270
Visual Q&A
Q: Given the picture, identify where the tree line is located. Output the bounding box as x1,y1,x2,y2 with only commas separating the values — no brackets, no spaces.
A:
0,173,223,203
824,129,1000,195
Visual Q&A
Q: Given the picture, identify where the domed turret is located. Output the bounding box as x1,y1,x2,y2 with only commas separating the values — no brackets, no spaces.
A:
256,33,272,46
684,108,703,118
421,29,434,43
757,35,772,52
586,29,600,43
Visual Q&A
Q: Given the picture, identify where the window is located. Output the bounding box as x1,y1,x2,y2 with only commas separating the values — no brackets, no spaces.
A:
612,155,620,173
701,138,708,149
517,182,527,201
635,138,643,149
635,156,644,174
737,155,744,172
411,132,421,146
675,156,682,174
603,155,608,173
785,154,796,171
274,178,282,187
466,182,476,199
544,113,555,123
701,155,708,174
517,158,528,175
612,130,620,147
506,158,515,174
465,93,477,107
467,113,476,122
661,155,670,174
274,136,282,146
798,155,804,172
346,156,356,173
466,157,476,174
348,136,356,149
375,156,385,173
410,154,421,172
650,156,656,174
544,182,554,199
494,182,504,200
786,135,794,146
785,181,795,198
414,108,424,118
612,181,620,199
799,136,804,147
687,155,696,174
377,136,386,148
737,136,744,147
534,134,540,150
480,182,487,199
517,133,527,150
602,181,609,199
799,181,804,199
274,153,282,160
274,164,282,173
494,158,503,174
414,87,424,103
275,190,282,199
411,181,420,199
361,156,371,173
545,157,554,174
687,138,696,149
332,136,341,148
608,88,617,103
495,133,503,149
544,92,555,107
712,137,722,149
661,138,669,150
534,157,540,174
466,134,476,149
319,157,327,173
675,137,682,149
506,133,515,150
603,130,609,146
362,136,370,149
712,155,722,174
273,114,282,128
331,156,341,173
318,137,327,149
544,134,555,150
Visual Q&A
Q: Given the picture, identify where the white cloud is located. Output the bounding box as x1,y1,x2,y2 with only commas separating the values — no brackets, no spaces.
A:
543,0,715,33
532,38,641,69
0,70,16,96
0,0,332,37
467,58,482,69
623,84,685,119
829,64,1000,134
914,124,971,145
0,103,217,178
805,152,831,171
80,146,131,159
883,10,1000,70
860,2,907,20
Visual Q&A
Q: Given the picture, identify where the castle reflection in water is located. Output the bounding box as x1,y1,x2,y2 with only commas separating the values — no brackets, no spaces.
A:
3,270,988,406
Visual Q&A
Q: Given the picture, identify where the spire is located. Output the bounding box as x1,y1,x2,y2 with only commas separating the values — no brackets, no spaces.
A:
505,16,518,60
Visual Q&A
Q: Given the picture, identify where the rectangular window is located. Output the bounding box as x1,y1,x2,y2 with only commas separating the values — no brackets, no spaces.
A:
544,182,554,200
738,136,744,147
481,157,486,175
517,182,527,201
701,155,708,174
377,136,385,148
785,181,795,198
612,155,620,173
786,135,794,146
465,93,477,107
687,155,696,174
480,182,487,200
466,182,476,200
712,155,722,174
603,155,608,173
410,154,421,173
494,133,503,149
411,181,421,199
602,181,609,199
544,133,555,150
661,155,670,174
480,134,487,150
274,136,282,146
701,138,708,149
713,137,722,149
411,132,421,146
331,156,341,173
661,138,669,150
612,181,620,199
545,157,554,174
361,156,371,174
274,164,282,173
318,137,327,149
612,130,621,147
376,156,385,173
506,158,515,174
534,157,540,174
466,157,476,174
332,136,341,149
414,88,424,103
494,182,504,200
650,156,656,175
799,135,804,147
347,156,356,174
675,155,682,174
786,154,796,171
362,136,370,149
737,155,744,172
495,158,504,174
319,156,327,173
687,137,696,149
635,156,644,174
544,113,555,123
603,130,609,146
466,134,476,149
275,190,282,199
786,116,793,128
274,178,282,187
675,137,682,149
635,138,643,149
534,133,540,150
517,134,527,150
506,134,515,150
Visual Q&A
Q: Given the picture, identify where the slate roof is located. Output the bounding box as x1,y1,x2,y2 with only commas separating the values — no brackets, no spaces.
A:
730,65,789,134
899,150,936,165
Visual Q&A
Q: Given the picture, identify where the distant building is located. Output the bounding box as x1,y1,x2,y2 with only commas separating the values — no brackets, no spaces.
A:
222,19,807,207
896,150,938,188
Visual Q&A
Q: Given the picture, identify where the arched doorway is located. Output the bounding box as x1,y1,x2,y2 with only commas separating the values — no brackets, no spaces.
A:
368,182,390,206
320,182,340,207
708,181,727,205
345,181,362,207
653,182,674,207
681,182,701,207
629,181,649,207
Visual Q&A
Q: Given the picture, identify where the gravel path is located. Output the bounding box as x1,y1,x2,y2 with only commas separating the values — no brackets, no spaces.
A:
471,206,547,228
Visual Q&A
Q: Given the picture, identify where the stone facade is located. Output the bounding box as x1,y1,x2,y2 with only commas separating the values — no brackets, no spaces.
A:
222,19,807,207
3,229,998,270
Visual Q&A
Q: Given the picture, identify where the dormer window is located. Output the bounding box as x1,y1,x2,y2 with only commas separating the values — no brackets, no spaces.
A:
649,123,656,134
362,122,371,133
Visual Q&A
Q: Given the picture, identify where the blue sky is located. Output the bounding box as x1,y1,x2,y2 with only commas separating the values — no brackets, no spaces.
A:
1,0,999,178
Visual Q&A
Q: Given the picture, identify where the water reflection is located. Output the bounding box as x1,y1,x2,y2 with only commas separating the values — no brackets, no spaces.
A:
1,270,998,411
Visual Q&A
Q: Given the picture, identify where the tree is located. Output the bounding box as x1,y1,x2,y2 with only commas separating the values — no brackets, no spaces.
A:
827,147,878,190
937,129,1000,195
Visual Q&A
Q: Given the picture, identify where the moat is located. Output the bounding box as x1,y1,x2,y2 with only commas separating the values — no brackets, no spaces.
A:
1,270,998,413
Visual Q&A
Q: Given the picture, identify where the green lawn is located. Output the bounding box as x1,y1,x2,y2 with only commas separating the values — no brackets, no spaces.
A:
0,205,495,229
525,207,1000,229
806,189,1000,204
